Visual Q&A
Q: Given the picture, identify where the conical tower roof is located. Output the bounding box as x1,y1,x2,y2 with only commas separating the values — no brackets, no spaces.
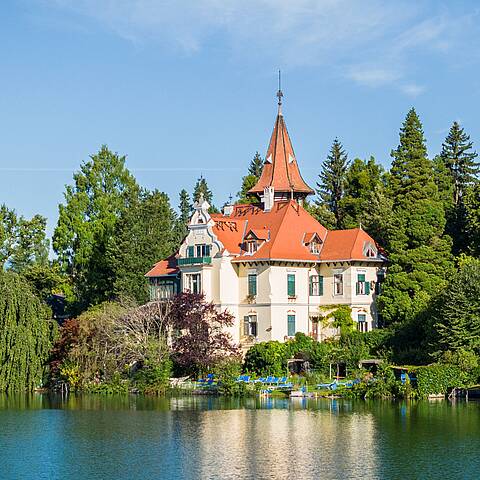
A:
248,106,314,197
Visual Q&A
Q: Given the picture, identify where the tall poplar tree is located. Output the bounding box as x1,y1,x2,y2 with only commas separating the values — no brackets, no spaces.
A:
379,109,453,326
316,139,350,229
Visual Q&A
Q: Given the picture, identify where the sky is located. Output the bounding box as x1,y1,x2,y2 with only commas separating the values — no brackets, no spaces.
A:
1,0,480,239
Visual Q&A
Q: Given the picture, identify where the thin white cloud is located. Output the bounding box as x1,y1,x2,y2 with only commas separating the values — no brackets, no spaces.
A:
37,0,480,95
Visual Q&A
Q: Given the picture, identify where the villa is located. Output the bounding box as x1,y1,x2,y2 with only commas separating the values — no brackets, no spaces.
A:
146,94,386,349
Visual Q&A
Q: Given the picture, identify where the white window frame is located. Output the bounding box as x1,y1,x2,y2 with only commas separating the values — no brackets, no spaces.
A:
184,273,201,294
333,273,344,296
243,314,258,337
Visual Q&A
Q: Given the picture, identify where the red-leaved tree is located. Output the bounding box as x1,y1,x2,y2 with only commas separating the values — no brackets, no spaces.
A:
168,292,239,374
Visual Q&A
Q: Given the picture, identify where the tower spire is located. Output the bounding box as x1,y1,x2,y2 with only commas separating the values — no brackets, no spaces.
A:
276,70,283,115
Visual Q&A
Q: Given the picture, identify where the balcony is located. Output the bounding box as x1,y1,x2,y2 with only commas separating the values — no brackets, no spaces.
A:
177,256,212,266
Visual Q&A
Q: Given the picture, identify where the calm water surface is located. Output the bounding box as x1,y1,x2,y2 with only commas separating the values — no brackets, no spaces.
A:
0,394,479,479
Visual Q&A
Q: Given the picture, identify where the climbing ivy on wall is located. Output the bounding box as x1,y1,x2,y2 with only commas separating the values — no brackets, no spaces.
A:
0,271,57,392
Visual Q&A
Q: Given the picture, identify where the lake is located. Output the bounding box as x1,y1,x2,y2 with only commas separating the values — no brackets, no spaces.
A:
0,394,479,479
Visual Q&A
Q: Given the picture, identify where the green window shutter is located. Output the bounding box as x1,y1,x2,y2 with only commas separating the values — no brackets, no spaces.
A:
287,315,296,336
287,274,296,296
248,274,257,296
309,276,313,296
357,274,365,282
187,246,194,257
365,282,370,295
356,282,360,295
319,275,323,296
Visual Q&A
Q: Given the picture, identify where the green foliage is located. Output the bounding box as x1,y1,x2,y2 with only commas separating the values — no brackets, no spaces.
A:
0,271,57,392
316,138,350,229
464,182,480,256
214,358,247,396
238,152,264,204
175,189,192,241
340,157,385,229
53,145,140,308
243,341,289,376
379,109,454,326
193,176,218,212
108,190,178,303
319,304,354,334
0,205,49,272
133,358,172,395
430,257,480,354
416,364,466,396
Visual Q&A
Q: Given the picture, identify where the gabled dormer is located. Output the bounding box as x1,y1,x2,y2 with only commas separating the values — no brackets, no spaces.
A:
363,241,378,259
243,228,269,255
303,232,323,255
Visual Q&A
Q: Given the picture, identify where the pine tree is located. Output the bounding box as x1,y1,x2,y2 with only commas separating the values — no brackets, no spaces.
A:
379,109,454,326
440,122,479,206
193,176,213,204
437,122,479,254
316,139,350,229
238,152,264,204
431,257,480,354
248,152,264,177
175,189,191,242
464,182,480,256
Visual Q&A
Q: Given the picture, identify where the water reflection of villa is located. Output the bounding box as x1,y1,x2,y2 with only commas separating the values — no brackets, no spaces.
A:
146,92,386,349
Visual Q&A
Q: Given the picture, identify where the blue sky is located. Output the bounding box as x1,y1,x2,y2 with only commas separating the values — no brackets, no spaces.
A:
1,0,479,238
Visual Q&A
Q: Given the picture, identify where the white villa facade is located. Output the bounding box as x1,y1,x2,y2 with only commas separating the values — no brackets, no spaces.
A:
146,96,386,350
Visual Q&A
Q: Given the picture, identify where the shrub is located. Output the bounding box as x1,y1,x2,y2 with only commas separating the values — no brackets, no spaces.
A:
244,341,289,376
416,364,466,396
214,358,247,396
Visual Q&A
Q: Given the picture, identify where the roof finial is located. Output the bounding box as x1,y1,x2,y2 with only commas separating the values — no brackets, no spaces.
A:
276,70,283,115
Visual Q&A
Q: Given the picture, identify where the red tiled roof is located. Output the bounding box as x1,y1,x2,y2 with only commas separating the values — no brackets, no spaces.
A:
248,112,314,195
320,228,379,261
145,255,178,277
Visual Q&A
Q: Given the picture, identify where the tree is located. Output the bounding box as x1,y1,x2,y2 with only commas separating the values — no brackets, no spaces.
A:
0,271,57,392
169,292,238,374
53,145,140,308
108,190,178,303
238,152,264,204
437,122,479,254
248,151,264,177
439,122,479,206
431,257,480,355
193,175,218,213
175,189,191,242
340,157,384,229
0,205,49,272
464,182,480,256
379,109,453,325
316,139,350,229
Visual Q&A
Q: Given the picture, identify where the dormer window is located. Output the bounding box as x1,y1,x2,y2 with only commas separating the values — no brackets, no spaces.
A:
310,241,320,254
304,232,322,255
363,242,377,258
246,240,258,254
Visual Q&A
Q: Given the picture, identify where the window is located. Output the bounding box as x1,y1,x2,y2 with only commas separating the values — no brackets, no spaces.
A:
246,240,257,254
287,274,296,297
310,317,319,340
309,275,323,296
356,273,370,295
243,315,257,337
357,313,368,333
187,246,194,258
287,314,296,337
334,273,343,295
185,273,201,294
248,273,257,296
195,244,211,257
310,241,320,254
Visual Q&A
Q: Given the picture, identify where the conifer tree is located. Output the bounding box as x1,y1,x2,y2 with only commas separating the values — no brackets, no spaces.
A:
464,183,480,256
193,176,213,204
440,122,479,206
437,122,479,254
379,109,453,326
316,139,350,229
431,257,480,354
175,189,191,242
238,152,264,204
248,151,264,178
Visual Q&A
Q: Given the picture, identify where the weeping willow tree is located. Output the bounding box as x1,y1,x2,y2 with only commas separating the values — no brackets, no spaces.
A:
0,271,57,391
